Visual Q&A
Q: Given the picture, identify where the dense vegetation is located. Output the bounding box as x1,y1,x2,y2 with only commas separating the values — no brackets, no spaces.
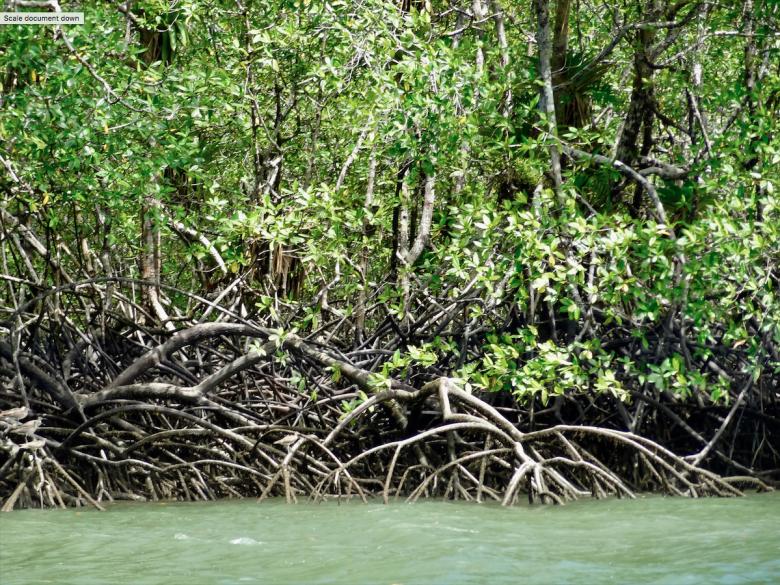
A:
0,0,778,509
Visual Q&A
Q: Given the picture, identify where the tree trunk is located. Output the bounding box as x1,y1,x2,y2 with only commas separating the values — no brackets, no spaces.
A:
490,0,511,118
140,186,172,329
551,0,570,124
355,147,377,346
534,0,563,199
615,1,663,166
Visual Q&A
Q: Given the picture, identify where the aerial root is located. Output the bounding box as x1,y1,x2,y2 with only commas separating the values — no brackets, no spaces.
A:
2,309,762,510
306,377,747,505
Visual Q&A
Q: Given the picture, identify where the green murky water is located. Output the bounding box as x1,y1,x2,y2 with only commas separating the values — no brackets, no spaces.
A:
1,494,778,584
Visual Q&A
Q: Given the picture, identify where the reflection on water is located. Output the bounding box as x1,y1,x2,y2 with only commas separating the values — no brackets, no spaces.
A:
1,493,779,584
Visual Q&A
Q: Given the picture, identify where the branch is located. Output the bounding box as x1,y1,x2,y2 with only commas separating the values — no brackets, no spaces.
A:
0,342,80,412
167,215,228,275
564,146,669,227
638,156,690,180
9,0,150,112
109,323,265,387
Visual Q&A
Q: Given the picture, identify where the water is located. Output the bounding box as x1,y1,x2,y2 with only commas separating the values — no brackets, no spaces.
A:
1,494,778,584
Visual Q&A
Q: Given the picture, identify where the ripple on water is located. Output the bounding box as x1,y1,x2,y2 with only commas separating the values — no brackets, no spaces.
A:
230,537,262,545
1,495,779,585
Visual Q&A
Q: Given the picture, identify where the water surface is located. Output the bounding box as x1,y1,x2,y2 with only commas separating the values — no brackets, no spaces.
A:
1,493,778,584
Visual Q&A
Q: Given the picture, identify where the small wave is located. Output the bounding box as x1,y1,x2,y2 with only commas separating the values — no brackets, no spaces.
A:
230,537,261,545
174,533,190,540
441,526,479,534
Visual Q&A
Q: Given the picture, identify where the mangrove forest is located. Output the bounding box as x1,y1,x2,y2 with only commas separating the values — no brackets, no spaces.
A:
0,0,778,512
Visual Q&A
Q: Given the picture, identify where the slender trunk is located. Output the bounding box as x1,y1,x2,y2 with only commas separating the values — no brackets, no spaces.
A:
743,0,756,118
534,0,563,199
615,1,662,166
398,180,411,329
396,168,436,332
355,147,377,345
472,0,486,76
551,0,571,124
140,183,172,329
74,205,94,276
687,5,712,160
615,1,663,215
406,172,435,267
552,0,570,70
389,163,410,279
140,193,159,295
490,0,512,118
451,3,466,49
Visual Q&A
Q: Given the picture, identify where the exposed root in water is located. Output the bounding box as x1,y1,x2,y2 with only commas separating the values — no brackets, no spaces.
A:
2,290,772,510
